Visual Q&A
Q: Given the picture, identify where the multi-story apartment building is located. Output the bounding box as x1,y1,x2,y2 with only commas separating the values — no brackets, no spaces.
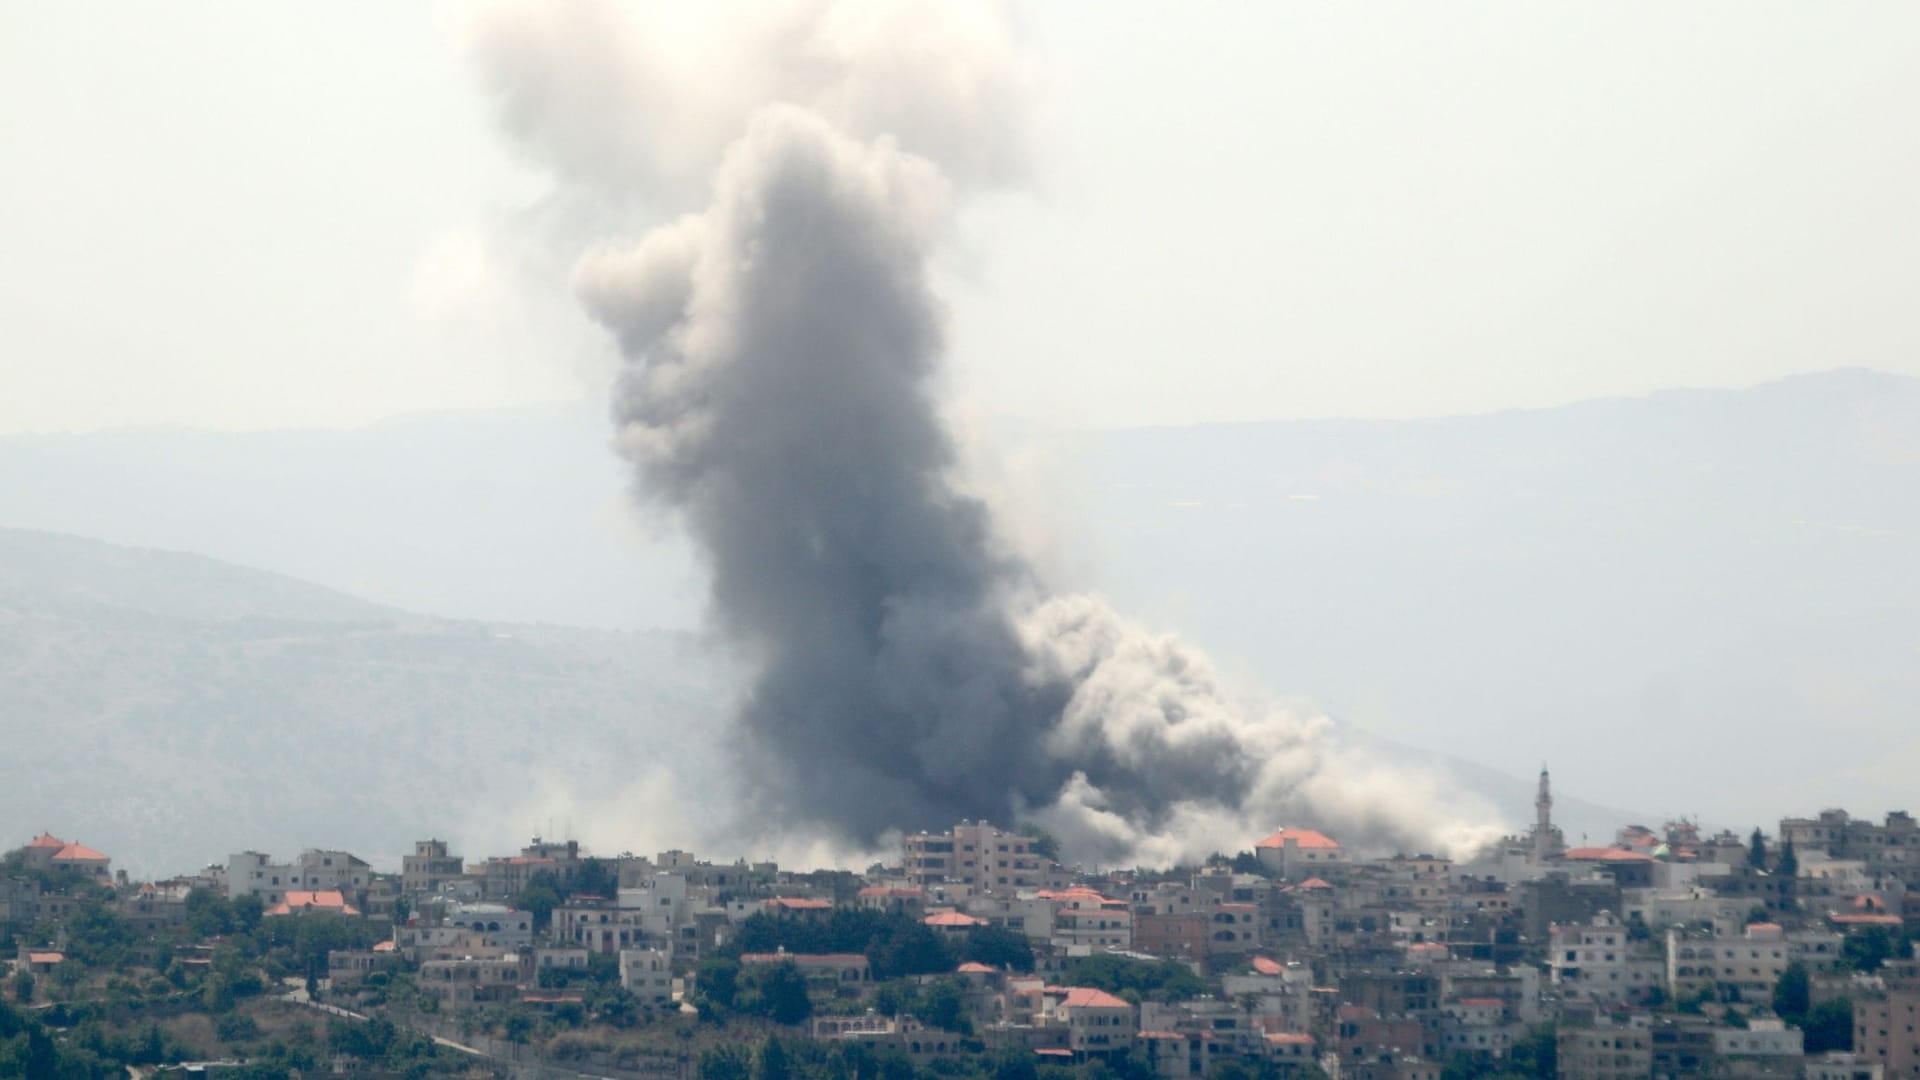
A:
902,821,1059,898
1549,911,1663,1005
1557,1022,1653,1080
1855,962,1920,1078
402,839,464,896
1782,811,1920,887
226,850,370,906
1667,921,1843,1001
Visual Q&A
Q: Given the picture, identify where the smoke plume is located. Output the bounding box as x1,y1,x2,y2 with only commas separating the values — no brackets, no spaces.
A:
460,1,1499,864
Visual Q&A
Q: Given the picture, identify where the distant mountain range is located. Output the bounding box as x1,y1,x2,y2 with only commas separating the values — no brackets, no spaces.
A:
0,527,733,877
2,367,1915,856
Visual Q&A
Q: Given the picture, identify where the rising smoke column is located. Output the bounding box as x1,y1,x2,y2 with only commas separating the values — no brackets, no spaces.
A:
461,1,1499,864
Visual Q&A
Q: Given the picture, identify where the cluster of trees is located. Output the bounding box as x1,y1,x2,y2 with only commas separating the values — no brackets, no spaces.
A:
1772,962,1854,1053
1745,829,1799,876
1060,954,1208,1003
693,958,815,1025
511,859,622,931
727,910,1034,979
324,1015,451,1073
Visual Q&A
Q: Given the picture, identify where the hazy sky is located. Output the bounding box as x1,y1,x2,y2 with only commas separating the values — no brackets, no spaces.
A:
4,3,1919,434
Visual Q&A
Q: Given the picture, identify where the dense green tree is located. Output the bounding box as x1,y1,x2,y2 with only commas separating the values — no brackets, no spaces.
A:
1018,825,1062,862
64,898,133,967
1063,954,1207,1002
993,1047,1040,1080
185,888,234,937
10,972,30,1004
696,957,741,1010
1843,928,1899,972
757,1036,791,1080
729,909,956,979
1773,961,1810,1020
962,925,1035,973
1508,1025,1557,1078
915,978,968,1032
1804,998,1854,1053
513,885,563,932
700,1044,753,1080
1777,839,1798,876
573,858,618,900
755,962,813,1025
1748,829,1768,870
230,893,264,934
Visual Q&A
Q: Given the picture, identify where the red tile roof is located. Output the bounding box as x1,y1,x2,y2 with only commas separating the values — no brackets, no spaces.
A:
1266,1033,1315,1046
1560,846,1654,863
1059,987,1132,1010
1297,877,1334,890
265,890,360,916
956,962,997,974
28,832,66,850
1830,913,1904,927
1250,956,1284,975
51,842,109,863
1037,887,1113,902
924,912,986,928
765,897,834,911
1255,828,1340,850
27,951,64,964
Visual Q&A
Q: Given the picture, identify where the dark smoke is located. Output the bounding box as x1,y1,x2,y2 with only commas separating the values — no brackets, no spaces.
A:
463,1,1498,864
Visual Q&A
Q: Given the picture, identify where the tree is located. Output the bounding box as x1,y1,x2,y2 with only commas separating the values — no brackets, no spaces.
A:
185,888,234,937
1229,851,1270,877
962,925,1035,972
1777,839,1798,877
1843,928,1897,973
1748,828,1768,870
513,885,562,932
1018,824,1061,862
700,1044,752,1080
756,1036,791,1080
1803,998,1854,1053
573,859,618,900
994,1047,1040,1080
1773,961,1810,1021
915,978,968,1032
64,897,133,967
1509,1025,1557,1078
230,893,265,934
1063,954,1207,1002
696,957,740,1011
9,972,29,1004
756,962,813,1025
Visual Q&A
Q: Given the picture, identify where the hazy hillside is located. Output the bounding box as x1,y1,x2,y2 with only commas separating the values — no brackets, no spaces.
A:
1053,368,1920,828
2,369,1915,834
0,529,734,877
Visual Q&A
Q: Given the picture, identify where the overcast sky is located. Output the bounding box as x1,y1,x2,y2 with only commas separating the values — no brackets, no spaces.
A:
4,3,1918,434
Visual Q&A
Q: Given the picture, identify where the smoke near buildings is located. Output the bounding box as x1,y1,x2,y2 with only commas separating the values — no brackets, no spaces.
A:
457,1,1499,865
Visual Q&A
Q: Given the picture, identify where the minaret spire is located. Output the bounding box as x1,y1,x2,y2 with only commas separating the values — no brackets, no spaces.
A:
1534,763,1554,864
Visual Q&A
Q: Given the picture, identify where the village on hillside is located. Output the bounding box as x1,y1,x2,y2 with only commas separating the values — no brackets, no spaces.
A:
5,772,1919,1079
